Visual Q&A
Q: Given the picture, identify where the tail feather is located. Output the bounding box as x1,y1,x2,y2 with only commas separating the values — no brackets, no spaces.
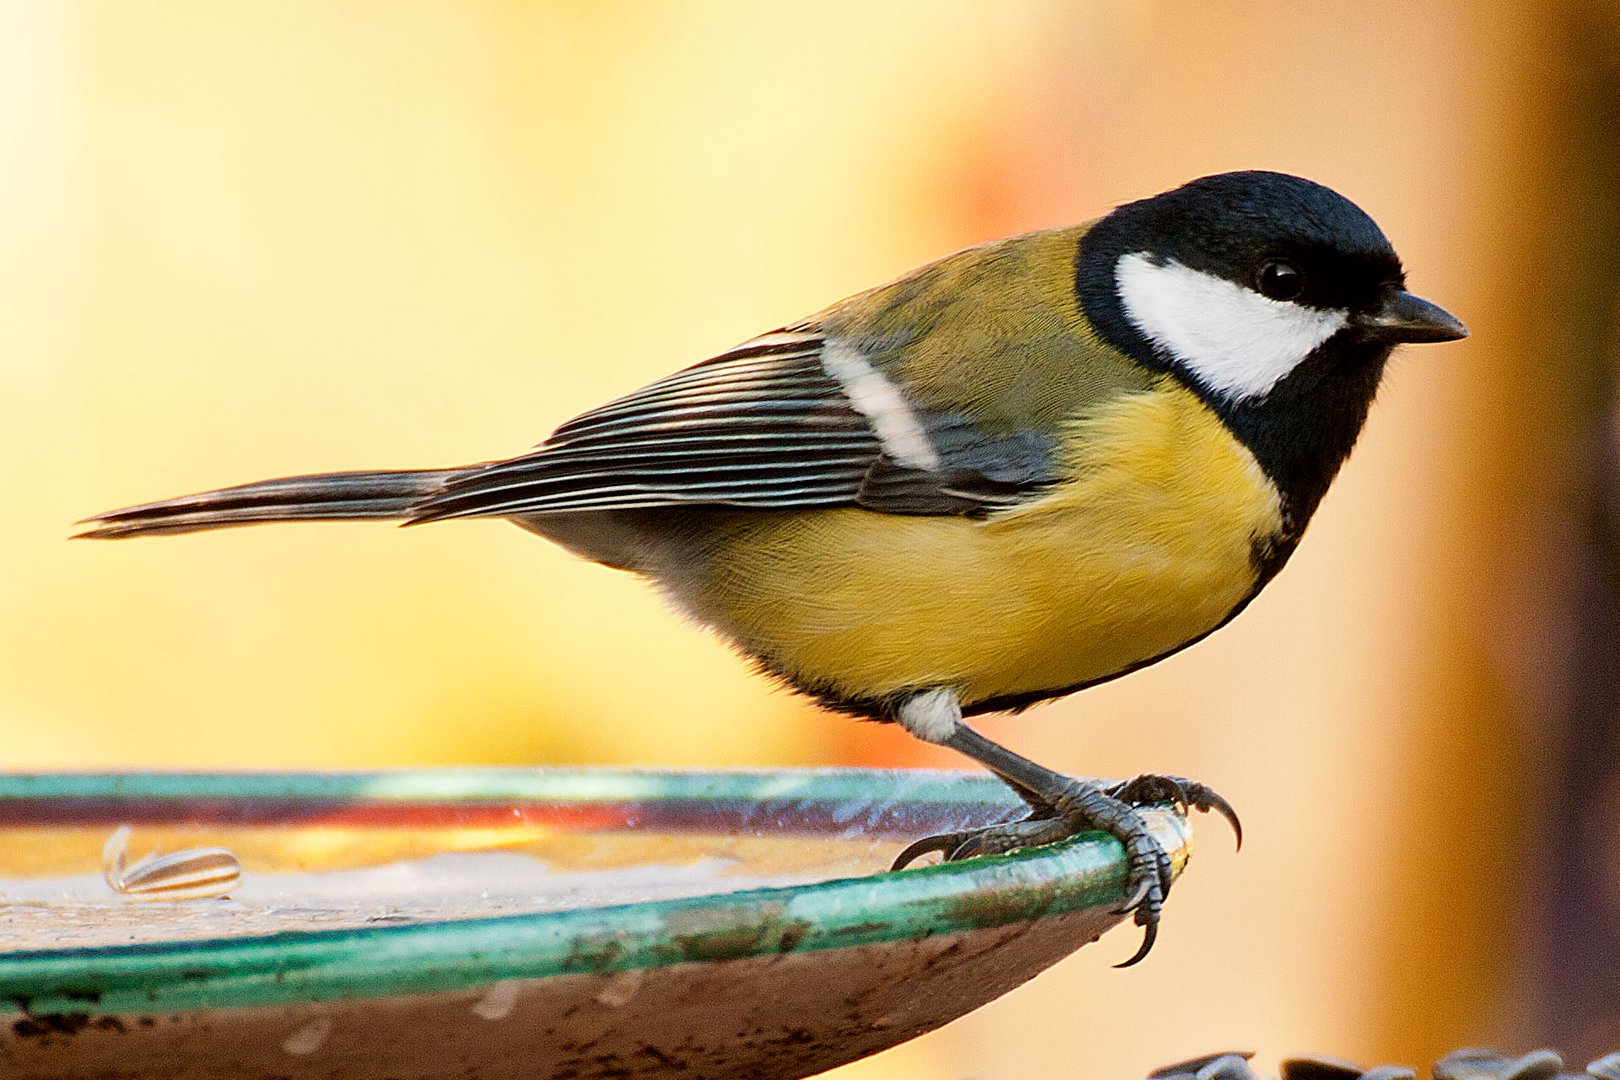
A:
75,469,459,540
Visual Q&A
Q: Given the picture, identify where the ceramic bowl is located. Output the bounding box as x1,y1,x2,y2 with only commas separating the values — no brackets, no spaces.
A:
0,768,1191,1079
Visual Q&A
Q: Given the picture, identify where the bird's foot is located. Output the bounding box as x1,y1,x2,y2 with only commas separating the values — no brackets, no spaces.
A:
890,771,1241,967
1107,773,1243,851
888,814,1074,869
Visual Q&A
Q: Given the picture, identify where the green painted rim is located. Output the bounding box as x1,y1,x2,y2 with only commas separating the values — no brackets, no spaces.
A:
0,768,1190,1016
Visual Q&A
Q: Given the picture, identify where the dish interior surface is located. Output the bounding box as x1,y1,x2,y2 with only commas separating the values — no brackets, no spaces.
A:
0,768,1192,1080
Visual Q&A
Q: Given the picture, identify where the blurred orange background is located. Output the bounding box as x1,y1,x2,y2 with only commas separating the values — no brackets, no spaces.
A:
5,2,1619,1077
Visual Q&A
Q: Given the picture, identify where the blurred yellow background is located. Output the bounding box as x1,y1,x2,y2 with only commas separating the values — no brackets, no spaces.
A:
5,2,1619,1077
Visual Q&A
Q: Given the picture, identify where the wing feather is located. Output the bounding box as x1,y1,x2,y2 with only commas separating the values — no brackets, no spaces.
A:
408,328,1063,524
410,334,881,522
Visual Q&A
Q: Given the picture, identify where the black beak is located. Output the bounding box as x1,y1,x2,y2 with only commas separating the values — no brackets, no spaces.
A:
1353,289,1468,344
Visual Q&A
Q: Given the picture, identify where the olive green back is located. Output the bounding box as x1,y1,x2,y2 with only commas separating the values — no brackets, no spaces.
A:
808,225,1154,434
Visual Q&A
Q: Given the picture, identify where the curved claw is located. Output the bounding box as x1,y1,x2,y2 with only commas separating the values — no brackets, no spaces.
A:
1196,788,1244,851
946,836,985,861
895,768,1237,967
1115,917,1158,968
947,816,1075,861
1162,775,1244,851
889,831,970,871
1116,773,1244,852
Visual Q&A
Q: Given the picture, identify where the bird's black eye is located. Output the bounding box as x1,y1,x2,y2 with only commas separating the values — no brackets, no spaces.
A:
1256,259,1304,301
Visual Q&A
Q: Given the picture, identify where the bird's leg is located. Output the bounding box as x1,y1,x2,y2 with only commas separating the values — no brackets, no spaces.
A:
886,688,1240,966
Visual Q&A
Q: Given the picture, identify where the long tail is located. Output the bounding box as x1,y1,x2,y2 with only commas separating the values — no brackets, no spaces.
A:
75,469,460,539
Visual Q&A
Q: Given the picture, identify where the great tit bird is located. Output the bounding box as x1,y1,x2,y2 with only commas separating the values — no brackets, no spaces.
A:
79,171,1466,964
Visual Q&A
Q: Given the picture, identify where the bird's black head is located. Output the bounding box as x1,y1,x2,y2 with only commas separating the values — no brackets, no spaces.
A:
1076,170,1466,563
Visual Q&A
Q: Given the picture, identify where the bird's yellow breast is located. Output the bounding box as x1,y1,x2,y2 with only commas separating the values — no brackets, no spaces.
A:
679,379,1283,710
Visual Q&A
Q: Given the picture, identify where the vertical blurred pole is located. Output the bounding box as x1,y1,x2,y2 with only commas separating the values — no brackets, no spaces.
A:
1373,0,1620,1062
1378,0,1620,1062
1505,1,1620,1058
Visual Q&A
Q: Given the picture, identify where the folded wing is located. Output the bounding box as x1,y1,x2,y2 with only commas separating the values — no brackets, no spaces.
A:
409,330,1060,523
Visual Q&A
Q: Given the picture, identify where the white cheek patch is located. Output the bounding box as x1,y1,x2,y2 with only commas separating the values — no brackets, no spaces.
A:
1115,253,1349,403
